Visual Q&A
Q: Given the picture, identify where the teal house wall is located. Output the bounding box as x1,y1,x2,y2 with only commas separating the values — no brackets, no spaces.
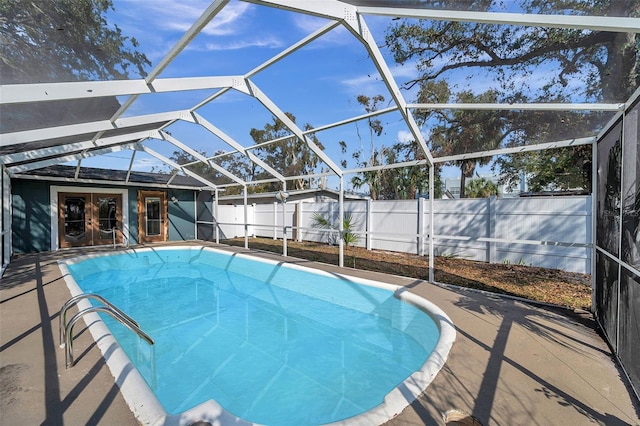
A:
10,179,202,254
127,188,139,245
11,180,51,254
167,189,197,241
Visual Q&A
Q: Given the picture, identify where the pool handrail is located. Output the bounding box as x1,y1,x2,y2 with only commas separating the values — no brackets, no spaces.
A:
59,293,139,348
64,304,154,368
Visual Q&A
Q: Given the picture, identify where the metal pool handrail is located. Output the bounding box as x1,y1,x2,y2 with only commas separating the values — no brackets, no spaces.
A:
64,305,154,368
59,293,138,347
59,293,154,368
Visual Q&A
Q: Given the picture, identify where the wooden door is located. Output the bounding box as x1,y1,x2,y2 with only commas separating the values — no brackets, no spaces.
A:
59,192,92,248
58,192,123,248
138,190,168,243
94,194,123,246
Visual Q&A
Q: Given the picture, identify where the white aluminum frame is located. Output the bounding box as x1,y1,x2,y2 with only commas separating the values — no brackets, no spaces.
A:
0,0,637,269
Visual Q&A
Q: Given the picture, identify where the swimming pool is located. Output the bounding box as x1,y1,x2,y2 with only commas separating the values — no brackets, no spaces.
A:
60,246,455,425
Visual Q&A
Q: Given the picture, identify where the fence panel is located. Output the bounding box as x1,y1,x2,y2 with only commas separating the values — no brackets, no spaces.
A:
371,200,419,253
215,196,592,273
431,198,490,261
217,205,254,239
494,197,591,271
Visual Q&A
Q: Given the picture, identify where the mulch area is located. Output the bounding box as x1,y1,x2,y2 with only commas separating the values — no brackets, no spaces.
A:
226,237,592,310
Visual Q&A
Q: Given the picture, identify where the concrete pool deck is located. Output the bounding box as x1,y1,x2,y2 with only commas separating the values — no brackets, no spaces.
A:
1,242,638,425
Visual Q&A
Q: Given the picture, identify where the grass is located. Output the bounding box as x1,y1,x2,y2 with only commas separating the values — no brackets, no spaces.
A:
225,237,592,311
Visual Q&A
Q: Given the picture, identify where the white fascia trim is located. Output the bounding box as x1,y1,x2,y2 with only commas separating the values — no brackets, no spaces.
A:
8,143,138,174
1,110,191,147
49,185,129,251
0,130,154,165
356,6,640,33
16,173,205,191
1,76,242,105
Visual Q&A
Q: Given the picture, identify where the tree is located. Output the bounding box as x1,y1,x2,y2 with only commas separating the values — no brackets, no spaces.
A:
250,113,325,191
161,149,264,195
424,87,506,197
345,91,442,200
350,95,387,199
0,0,151,131
386,0,638,103
465,177,499,198
385,0,639,191
494,145,592,193
310,212,359,246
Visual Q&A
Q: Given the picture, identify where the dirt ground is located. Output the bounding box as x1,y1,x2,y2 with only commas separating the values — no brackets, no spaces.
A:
226,237,592,311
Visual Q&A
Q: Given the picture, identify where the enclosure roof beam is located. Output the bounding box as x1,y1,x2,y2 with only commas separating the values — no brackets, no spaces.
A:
345,10,434,165
110,0,230,121
246,79,344,177
0,76,246,105
190,20,342,112
136,145,218,189
308,106,399,134
408,103,625,111
250,1,435,166
0,130,155,165
7,143,138,174
203,105,400,162
342,136,596,174
245,21,341,78
1,110,190,147
155,131,246,186
190,112,285,182
433,137,595,164
357,6,640,33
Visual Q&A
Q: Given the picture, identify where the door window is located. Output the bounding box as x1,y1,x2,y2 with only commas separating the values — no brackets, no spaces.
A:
63,196,87,243
146,197,162,236
97,196,118,241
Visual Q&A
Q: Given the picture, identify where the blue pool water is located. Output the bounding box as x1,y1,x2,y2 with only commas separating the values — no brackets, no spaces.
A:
67,248,440,425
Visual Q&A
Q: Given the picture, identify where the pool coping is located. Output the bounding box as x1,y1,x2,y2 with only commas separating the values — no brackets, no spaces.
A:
59,245,456,426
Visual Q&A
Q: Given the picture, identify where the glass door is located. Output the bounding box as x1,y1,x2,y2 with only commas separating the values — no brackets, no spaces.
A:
96,195,122,245
145,197,161,237
58,192,123,248
138,190,167,243
59,193,92,247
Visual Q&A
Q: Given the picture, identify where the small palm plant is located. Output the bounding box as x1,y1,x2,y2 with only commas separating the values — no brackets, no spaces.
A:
311,212,359,246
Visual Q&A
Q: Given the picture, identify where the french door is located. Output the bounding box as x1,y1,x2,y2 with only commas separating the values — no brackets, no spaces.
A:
138,190,168,243
58,192,123,248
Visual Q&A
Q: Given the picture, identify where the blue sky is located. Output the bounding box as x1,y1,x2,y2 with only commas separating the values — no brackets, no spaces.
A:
75,0,449,186
72,0,608,190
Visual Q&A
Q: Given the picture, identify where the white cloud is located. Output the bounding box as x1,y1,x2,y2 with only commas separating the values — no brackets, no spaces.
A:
292,14,327,34
396,129,429,144
198,35,284,51
292,14,352,47
201,2,253,36
396,130,413,143
116,1,252,36
133,157,167,171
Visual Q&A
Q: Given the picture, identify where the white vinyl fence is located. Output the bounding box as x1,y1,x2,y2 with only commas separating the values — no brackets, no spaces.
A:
211,196,592,274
